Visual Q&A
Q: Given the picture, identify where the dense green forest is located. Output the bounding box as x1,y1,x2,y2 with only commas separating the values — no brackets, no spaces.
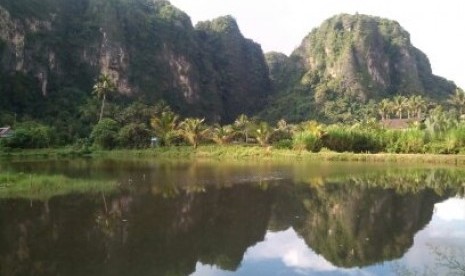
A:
3,86,465,155
0,1,462,152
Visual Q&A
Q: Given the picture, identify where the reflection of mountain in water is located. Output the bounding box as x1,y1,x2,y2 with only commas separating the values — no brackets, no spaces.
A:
291,183,442,267
0,168,460,275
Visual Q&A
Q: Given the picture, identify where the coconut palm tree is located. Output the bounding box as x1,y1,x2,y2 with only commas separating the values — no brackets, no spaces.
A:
392,95,408,119
272,119,295,142
251,122,274,147
178,118,209,149
234,114,251,143
299,120,325,138
411,95,427,119
378,99,392,120
93,73,116,122
447,88,465,116
150,110,179,146
424,106,457,136
405,96,415,119
209,124,235,145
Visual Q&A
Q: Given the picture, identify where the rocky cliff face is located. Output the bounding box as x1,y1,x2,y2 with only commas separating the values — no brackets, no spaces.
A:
0,0,271,123
196,16,271,122
292,14,450,100
0,4,459,128
263,14,457,122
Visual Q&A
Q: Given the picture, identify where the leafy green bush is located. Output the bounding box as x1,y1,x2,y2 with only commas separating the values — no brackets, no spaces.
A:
397,129,426,153
118,123,151,148
273,139,293,150
424,126,465,154
381,130,402,153
2,124,53,149
90,119,120,150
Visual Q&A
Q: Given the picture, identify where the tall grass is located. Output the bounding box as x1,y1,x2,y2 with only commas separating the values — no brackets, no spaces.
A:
384,129,427,153
0,172,117,200
293,131,323,152
322,127,383,153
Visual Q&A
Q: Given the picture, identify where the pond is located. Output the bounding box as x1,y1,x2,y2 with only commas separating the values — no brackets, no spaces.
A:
0,158,464,275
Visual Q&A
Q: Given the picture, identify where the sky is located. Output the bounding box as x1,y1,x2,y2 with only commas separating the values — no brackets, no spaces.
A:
169,0,465,89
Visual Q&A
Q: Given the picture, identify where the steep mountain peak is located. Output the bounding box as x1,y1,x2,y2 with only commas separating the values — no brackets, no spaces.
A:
292,14,453,101
196,15,240,34
0,0,271,127
292,13,440,101
262,13,456,123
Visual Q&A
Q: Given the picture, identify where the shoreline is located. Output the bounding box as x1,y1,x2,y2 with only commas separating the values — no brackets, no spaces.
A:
2,145,465,165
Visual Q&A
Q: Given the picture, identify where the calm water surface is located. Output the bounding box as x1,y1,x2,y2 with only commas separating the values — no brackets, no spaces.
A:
0,158,464,275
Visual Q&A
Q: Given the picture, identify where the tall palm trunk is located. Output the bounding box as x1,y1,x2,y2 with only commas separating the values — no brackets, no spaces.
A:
99,94,106,122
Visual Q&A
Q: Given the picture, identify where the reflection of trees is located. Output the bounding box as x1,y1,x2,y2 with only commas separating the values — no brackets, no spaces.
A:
394,245,465,275
0,165,463,274
0,196,108,276
0,184,274,275
430,245,465,274
112,185,273,275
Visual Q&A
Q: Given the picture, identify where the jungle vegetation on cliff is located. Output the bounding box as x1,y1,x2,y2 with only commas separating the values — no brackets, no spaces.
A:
0,1,462,154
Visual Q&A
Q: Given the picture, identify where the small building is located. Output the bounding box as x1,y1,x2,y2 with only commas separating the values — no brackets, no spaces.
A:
0,127,13,138
150,137,159,147
381,119,421,129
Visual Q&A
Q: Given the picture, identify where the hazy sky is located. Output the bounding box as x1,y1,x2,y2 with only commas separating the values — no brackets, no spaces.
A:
169,0,465,89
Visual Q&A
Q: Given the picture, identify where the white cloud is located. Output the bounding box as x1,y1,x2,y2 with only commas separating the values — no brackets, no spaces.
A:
191,263,234,276
434,198,465,221
244,229,337,271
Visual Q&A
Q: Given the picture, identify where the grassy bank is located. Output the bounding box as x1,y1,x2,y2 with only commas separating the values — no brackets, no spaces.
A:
3,145,465,165
0,172,117,200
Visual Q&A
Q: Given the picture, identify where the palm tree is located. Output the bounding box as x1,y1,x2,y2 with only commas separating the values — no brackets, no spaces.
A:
424,106,457,136
234,114,251,143
178,118,209,149
272,119,294,141
447,88,465,116
251,122,274,147
299,120,324,138
411,95,427,119
93,73,116,122
378,99,392,120
404,96,414,119
392,95,408,119
150,110,179,146
209,124,235,145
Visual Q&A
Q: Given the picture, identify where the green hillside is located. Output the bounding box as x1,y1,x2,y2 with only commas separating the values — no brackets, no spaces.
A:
261,14,457,123
0,0,270,136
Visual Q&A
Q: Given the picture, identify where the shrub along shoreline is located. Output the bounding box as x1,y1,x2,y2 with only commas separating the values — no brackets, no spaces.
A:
3,103,465,158
2,145,465,166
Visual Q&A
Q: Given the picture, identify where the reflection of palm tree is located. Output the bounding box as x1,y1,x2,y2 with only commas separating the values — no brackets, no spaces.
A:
93,74,116,122
150,111,179,146
178,118,209,149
